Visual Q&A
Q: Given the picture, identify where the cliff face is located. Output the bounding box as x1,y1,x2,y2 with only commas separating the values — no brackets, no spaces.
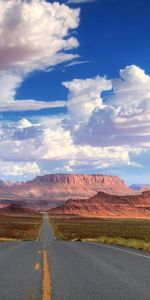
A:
31,174,127,190
28,174,131,198
0,174,131,206
49,191,150,219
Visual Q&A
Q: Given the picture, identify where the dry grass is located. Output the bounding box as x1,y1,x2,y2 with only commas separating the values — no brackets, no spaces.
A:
50,216,150,252
0,214,42,241
82,237,150,251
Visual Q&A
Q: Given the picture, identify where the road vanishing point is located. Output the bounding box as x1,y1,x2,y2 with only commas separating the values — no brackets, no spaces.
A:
0,214,150,300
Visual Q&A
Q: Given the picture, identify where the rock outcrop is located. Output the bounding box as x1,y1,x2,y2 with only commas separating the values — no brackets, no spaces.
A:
49,190,150,218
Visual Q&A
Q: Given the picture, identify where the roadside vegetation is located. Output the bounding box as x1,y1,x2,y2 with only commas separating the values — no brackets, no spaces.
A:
49,216,150,252
0,214,42,241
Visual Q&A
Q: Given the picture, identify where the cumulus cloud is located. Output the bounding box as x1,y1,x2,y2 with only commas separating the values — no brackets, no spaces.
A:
0,0,79,73
64,65,150,147
0,161,40,177
0,114,142,179
17,119,33,129
109,65,150,107
0,0,79,111
63,76,112,124
0,72,22,103
0,118,133,168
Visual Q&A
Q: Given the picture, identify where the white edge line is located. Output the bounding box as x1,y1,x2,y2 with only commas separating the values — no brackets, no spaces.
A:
36,223,42,241
88,242,150,259
49,222,56,240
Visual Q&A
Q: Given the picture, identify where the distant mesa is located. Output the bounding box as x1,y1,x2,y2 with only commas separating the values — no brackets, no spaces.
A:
0,174,132,210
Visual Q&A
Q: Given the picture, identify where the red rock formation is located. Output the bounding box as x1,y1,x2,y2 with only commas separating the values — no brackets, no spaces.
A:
26,174,132,200
0,174,132,210
49,191,150,219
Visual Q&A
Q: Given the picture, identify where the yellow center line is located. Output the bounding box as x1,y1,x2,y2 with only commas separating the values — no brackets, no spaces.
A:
35,261,40,270
42,249,51,300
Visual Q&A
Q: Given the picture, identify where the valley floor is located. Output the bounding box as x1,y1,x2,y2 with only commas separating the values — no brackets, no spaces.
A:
0,214,42,241
49,216,150,252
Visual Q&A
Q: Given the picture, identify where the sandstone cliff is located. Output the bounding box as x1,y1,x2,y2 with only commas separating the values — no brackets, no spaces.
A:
28,174,132,200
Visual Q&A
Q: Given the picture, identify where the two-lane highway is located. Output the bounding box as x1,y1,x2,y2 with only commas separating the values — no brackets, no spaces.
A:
0,214,150,299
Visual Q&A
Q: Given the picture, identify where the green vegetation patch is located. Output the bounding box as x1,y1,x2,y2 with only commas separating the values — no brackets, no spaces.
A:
49,217,150,252
0,214,42,241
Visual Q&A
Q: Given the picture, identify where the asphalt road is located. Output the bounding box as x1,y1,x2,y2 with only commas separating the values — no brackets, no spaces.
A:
0,215,150,300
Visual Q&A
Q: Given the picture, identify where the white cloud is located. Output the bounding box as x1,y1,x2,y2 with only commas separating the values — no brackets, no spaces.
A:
17,119,33,129
63,76,112,124
0,1,80,73
65,60,90,67
67,0,95,3
0,98,66,112
0,118,134,169
64,65,150,147
0,0,80,112
0,72,22,104
109,65,150,107
0,161,40,177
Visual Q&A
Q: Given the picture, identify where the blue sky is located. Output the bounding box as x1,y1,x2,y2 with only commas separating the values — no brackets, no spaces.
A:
0,0,150,184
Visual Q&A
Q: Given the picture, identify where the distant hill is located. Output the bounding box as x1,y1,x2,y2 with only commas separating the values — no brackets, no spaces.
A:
130,184,150,192
0,174,132,210
0,203,32,215
49,190,150,219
